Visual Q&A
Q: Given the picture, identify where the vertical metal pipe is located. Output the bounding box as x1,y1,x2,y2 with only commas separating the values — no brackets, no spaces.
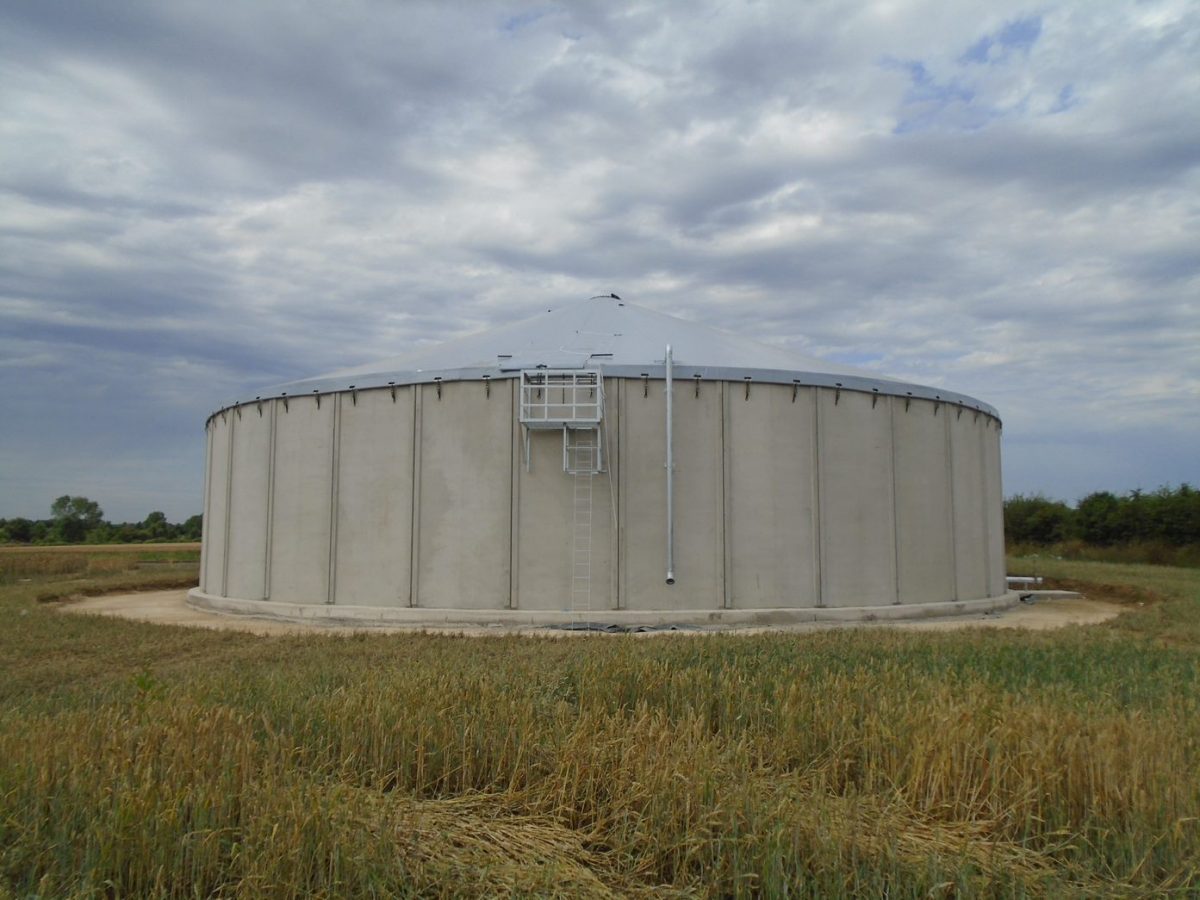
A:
665,345,676,585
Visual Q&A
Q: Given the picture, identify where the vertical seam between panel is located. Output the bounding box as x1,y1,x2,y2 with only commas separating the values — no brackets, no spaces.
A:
721,382,733,609
222,409,235,597
409,386,422,608
617,380,626,609
399,391,412,605
608,385,619,610
508,378,519,609
813,387,825,608
947,410,959,601
994,422,1006,593
889,397,901,604
264,400,277,600
327,394,342,605
978,421,989,599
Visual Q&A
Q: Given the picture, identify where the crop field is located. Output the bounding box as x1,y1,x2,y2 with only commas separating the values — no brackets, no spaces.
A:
0,543,200,592
1,548,1198,897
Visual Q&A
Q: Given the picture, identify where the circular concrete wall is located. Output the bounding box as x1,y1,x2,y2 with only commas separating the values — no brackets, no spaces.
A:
191,373,1008,625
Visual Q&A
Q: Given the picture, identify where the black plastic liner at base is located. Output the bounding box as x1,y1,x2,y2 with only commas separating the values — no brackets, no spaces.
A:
547,622,704,633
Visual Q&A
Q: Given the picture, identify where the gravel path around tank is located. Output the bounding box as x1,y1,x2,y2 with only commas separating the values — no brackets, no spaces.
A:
60,589,1124,636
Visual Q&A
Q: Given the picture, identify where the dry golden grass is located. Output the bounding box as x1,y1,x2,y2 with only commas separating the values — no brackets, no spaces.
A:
1,553,1198,896
0,542,201,554
0,543,199,580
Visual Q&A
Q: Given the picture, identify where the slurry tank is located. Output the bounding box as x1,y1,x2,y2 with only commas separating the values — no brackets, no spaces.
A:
190,295,1012,626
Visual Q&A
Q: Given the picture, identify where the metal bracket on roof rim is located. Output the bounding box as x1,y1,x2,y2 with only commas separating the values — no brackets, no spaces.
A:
693,373,701,398
956,402,963,420
871,388,879,409
641,373,649,397
388,381,396,402
905,391,912,412
933,395,940,415
434,376,442,400
350,385,357,406
482,374,491,398
834,382,842,405
792,379,801,403
282,392,289,412
743,375,752,400
313,390,321,409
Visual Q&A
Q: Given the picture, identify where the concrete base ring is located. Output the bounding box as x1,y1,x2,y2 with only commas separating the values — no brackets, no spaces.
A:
187,589,1022,630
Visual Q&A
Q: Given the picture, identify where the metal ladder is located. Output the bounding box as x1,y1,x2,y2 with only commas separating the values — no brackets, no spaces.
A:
571,469,593,615
566,429,599,615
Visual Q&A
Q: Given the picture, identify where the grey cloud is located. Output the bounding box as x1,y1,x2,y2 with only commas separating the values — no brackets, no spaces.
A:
0,0,1197,519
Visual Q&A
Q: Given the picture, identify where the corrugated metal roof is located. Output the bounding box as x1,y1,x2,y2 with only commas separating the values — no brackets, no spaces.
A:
255,295,998,418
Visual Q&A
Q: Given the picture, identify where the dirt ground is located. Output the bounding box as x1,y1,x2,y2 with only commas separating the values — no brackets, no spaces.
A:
61,589,1126,636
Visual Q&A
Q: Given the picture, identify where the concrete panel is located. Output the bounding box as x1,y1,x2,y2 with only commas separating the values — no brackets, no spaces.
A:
416,381,512,609
225,404,271,600
202,416,230,595
603,387,621,609
817,389,897,607
332,387,415,607
983,420,1006,597
269,395,334,605
727,383,819,608
950,409,988,601
892,398,956,604
514,425,615,611
621,379,723,610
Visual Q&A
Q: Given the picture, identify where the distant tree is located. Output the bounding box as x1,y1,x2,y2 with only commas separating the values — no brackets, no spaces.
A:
85,522,116,544
50,495,104,543
142,511,169,541
2,517,35,543
1113,488,1149,544
114,523,140,543
180,514,203,541
1153,483,1200,545
1004,494,1073,545
1076,491,1122,546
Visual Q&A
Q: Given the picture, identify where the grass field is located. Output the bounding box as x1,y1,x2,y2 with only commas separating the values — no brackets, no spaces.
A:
1,547,1198,897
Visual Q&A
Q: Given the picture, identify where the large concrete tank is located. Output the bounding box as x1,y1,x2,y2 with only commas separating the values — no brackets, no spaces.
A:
190,295,1011,626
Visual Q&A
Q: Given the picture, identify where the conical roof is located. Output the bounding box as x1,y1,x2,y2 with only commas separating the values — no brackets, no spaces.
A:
263,295,996,417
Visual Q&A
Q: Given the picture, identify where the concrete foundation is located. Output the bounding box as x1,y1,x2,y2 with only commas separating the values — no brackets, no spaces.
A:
188,587,1022,628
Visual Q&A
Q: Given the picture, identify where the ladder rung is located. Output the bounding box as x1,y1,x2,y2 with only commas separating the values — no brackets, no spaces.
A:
569,461,596,616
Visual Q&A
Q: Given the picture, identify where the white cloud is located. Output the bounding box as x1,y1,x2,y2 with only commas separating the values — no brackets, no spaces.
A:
0,0,1197,519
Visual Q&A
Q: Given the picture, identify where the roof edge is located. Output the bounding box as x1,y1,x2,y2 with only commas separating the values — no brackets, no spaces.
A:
207,363,1001,425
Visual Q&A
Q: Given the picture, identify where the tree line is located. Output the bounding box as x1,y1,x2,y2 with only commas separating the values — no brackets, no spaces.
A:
1005,484,1200,562
0,496,201,545
5,488,1198,556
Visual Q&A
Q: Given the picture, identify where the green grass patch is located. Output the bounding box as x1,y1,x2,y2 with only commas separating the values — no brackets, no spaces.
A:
1,552,1198,896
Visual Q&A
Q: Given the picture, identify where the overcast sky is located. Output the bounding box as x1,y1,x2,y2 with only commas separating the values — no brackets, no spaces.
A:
1,0,1197,523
